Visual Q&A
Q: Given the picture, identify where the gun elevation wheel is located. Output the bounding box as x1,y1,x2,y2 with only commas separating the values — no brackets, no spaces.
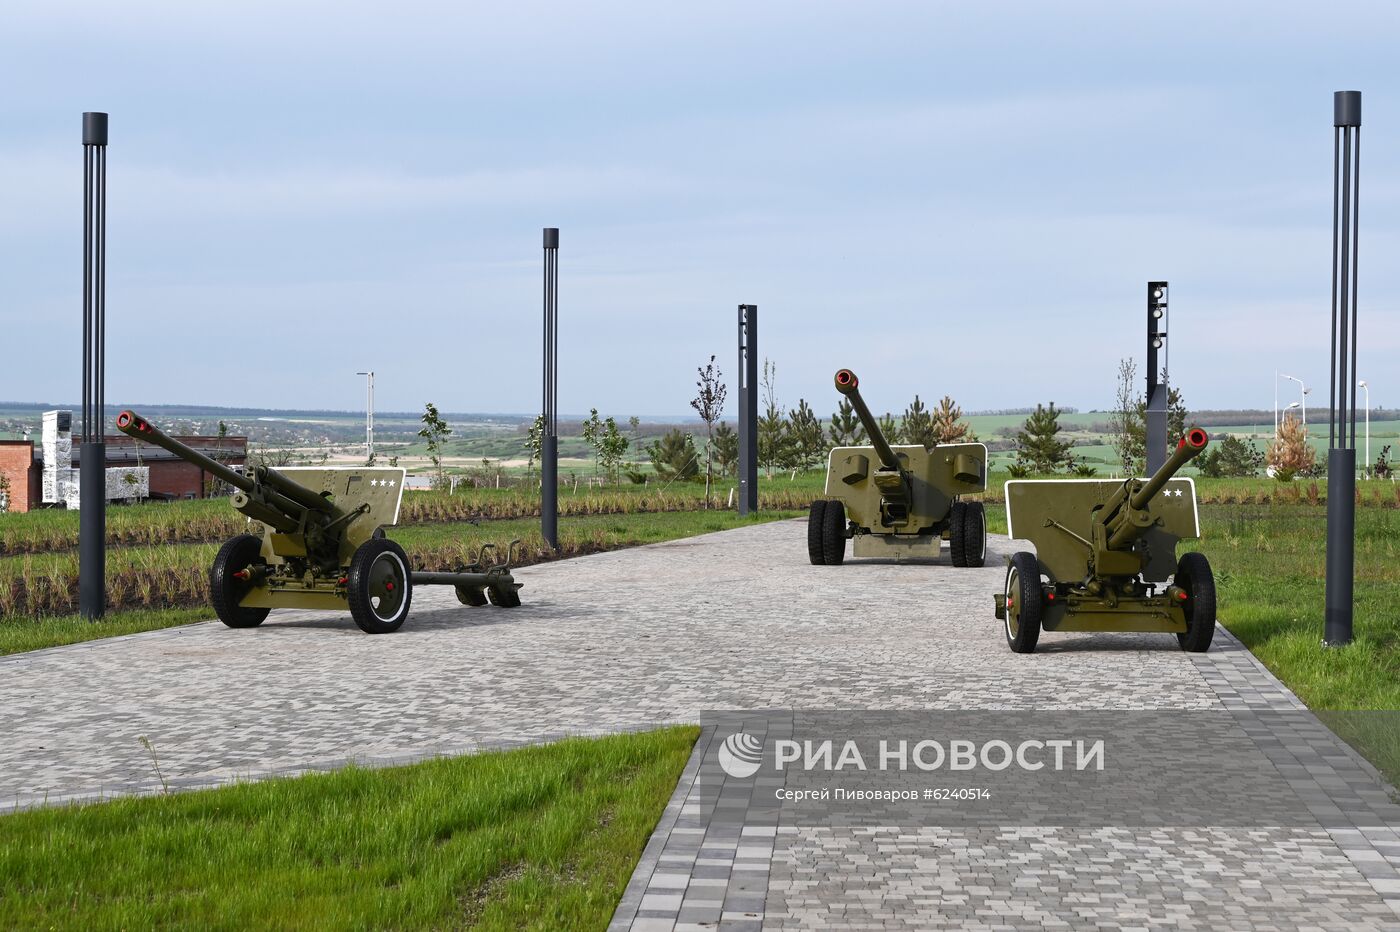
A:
807,499,829,565
209,534,272,629
949,501,968,567
961,501,986,568
822,498,847,565
1174,551,1216,653
1004,551,1042,654
347,538,414,634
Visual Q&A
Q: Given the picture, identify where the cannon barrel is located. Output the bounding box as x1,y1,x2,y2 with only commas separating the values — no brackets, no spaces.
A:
833,369,904,473
1102,428,1209,552
1131,427,1209,510
116,410,253,493
115,410,336,525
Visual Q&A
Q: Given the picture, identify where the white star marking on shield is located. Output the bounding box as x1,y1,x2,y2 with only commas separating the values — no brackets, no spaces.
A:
370,479,379,486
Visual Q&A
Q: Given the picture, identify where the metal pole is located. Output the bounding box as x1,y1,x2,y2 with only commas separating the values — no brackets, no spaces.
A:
737,305,759,515
541,228,559,549
1145,282,1169,474
1325,90,1361,647
79,111,108,621
1360,381,1369,476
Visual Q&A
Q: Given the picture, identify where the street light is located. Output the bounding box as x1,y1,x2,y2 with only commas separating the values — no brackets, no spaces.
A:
1280,373,1308,427
1358,379,1370,477
355,371,374,464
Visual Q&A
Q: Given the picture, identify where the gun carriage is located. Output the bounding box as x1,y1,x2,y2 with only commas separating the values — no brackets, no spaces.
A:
994,429,1215,653
116,410,521,633
809,369,988,566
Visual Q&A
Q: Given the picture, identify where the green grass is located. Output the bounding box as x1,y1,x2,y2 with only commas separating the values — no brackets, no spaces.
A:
0,607,214,656
0,726,699,930
1188,504,1400,710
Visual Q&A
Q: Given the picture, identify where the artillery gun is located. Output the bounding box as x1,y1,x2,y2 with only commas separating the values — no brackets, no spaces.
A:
809,369,988,566
994,428,1214,653
116,410,522,633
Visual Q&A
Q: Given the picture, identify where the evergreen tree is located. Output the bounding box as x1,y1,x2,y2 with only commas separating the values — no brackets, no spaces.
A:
787,399,825,471
1267,413,1314,481
877,412,902,445
901,395,935,447
757,359,792,476
1014,403,1075,474
829,398,866,447
1196,433,1265,478
712,421,739,476
930,395,972,444
648,429,700,479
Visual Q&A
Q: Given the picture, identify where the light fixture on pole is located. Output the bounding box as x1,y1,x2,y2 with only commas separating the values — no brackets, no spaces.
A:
1358,379,1369,477
355,371,375,464
1280,373,1308,426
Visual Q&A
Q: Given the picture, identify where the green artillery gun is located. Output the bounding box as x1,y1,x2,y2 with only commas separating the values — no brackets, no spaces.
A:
809,369,988,566
116,410,522,633
994,428,1214,653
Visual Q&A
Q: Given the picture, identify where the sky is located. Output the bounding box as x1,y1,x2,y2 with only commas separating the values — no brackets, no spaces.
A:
1,1,1397,421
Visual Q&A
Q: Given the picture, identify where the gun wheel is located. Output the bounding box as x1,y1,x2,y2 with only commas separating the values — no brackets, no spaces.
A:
807,500,829,565
1174,551,1216,653
347,538,414,634
209,534,271,629
961,501,986,568
821,498,847,565
1004,551,1042,654
949,502,968,566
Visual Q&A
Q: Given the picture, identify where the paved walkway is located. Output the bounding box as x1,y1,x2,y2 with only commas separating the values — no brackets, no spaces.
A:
4,520,1399,929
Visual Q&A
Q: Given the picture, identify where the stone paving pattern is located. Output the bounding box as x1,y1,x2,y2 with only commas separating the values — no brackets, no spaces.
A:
4,519,1399,928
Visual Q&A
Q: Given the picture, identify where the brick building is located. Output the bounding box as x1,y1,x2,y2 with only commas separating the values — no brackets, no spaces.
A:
0,434,248,513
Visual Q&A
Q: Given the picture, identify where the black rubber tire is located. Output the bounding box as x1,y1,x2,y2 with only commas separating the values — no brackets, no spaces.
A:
456,586,488,607
209,534,271,629
487,584,522,608
822,498,847,565
1175,551,1216,653
948,501,968,567
347,538,413,634
807,500,829,565
1004,551,1042,654
961,502,987,568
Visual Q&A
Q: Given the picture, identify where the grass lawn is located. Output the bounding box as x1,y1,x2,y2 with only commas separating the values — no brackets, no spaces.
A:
1189,504,1400,710
0,726,699,931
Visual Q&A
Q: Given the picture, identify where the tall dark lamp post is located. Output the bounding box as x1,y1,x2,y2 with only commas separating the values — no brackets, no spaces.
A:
541,228,559,550
1325,91,1362,647
737,305,758,515
79,112,109,620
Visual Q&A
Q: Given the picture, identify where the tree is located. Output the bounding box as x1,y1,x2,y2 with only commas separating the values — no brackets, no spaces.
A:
1374,444,1393,480
1196,434,1265,478
930,395,972,444
690,355,728,507
648,429,699,480
1014,403,1075,474
0,470,10,513
628,416,642,467
525,413,545,478
712,421,739,476
418,402,453,490
1109,358,1140,475
787,399,825,472
1110,359,1192,475
598,417,629,485
902,395,936,448
1267,413,1315,481
757,358,791,476
581,408,604,478
877,412,901,445
829,398,866,447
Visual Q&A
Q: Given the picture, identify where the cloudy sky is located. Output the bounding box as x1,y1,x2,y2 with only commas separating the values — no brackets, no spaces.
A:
1,1,1396,419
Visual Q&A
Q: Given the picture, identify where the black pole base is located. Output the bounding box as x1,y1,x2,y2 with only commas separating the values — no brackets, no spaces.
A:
79,444,106,620
542,435,559,551
1323,447,1355,647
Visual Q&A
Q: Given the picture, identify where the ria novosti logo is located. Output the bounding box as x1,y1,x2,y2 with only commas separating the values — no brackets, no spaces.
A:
717,732,765,778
